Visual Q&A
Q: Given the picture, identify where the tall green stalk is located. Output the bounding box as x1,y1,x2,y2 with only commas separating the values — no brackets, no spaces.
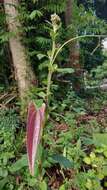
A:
46,14,107,111
46,39,56,109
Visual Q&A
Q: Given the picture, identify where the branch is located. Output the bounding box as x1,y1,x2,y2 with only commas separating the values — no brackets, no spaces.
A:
91,37,101,55
52,34,107,64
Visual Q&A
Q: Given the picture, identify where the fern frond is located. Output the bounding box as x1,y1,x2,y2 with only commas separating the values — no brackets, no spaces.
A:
34,0,67,13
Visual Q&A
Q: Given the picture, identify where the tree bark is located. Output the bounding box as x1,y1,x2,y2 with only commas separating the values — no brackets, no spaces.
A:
4,0,36,105
65,0,84,94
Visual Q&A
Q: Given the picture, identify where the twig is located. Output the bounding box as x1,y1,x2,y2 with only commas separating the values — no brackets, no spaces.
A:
91,37,101,55
0,93,8,101
4,95,16,105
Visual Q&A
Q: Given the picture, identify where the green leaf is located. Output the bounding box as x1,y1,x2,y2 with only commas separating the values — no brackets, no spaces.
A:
29,10,42,20
85,179,92,189
38,61,49,71
103,151,107,158
9,155,28,173
39,180,47,190
0,178,8,190
27,177,37,187
93,133,107,146
104,181,107,187
34,99,43,108
32,0,37,3
37,54,46,60
81,137,94,146
0,169,8,177
83,157,91,165
102,166,107,176
97,173,104,180
59,184,66,190
57,68,74,74
52,154,74,169
38,92,46,99
90,152,96,161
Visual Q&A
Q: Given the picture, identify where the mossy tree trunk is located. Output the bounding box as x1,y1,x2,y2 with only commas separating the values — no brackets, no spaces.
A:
4,0,36,112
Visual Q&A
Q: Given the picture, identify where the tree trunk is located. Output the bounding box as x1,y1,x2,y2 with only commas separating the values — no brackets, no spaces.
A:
4,0,36,107
65,0,84,94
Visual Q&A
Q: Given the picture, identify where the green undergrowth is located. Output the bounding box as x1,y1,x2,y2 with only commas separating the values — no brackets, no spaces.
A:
1,90,107,190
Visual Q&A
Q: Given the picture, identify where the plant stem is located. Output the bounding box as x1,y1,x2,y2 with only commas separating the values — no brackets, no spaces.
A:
46,38,56,109
52,34,107,65
46,70,52,108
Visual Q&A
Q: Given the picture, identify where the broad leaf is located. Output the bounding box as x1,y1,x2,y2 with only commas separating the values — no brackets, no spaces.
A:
59,184,66,190
9,155,28,173
52,154,74,169
0,178,8,190
39,180,47,190
93,133,107,146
